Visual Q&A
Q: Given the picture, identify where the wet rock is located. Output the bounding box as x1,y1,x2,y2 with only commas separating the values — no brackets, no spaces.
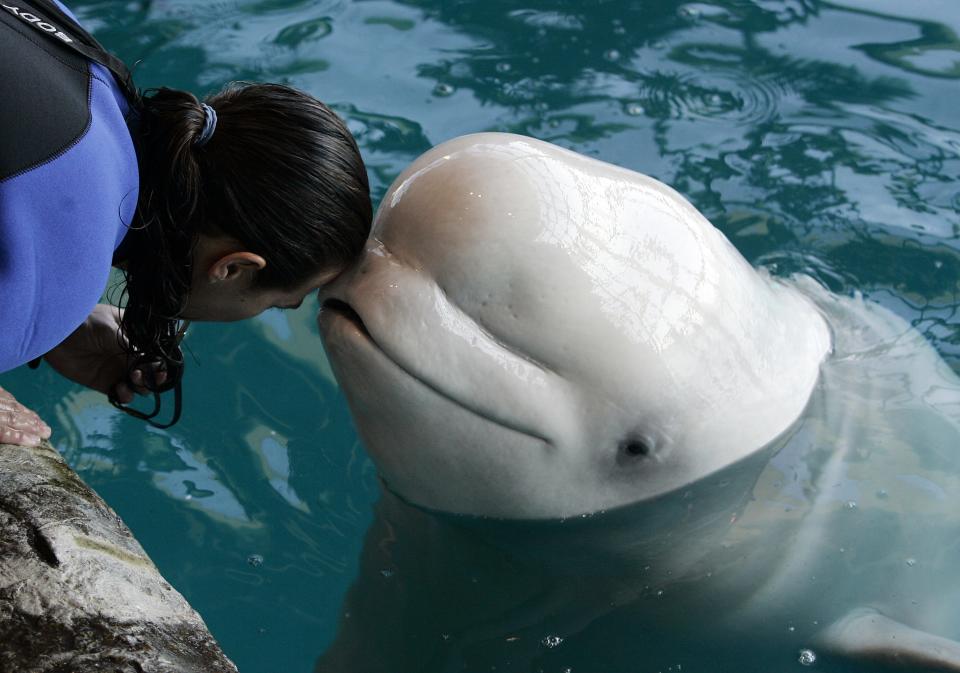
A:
0,440,237,673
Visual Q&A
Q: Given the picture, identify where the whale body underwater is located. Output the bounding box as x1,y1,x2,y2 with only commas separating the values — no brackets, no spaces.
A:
317,133,960,671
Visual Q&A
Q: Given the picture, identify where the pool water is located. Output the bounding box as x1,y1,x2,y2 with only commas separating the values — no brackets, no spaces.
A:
2,1,959,671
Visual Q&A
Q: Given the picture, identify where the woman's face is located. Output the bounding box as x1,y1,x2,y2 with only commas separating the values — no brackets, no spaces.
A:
179,234,346,321
182,266,344,321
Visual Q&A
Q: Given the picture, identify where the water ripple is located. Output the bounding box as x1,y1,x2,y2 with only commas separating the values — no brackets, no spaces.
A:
632,69,782,125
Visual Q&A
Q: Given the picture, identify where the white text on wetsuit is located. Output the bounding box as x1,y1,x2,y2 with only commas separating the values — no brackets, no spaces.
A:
2,4,74,43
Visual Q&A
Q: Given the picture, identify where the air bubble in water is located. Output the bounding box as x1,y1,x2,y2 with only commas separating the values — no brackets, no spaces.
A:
845,500,857,510
496,62,512,73
432,83,455,97
247,554,264,568
798,649,817,666
603,49,621,62
541,635,564,648
906,557,917,567
625,103,645,116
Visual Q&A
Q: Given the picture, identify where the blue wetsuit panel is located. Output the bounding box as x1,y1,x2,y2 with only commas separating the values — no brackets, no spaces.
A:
0,2,137,372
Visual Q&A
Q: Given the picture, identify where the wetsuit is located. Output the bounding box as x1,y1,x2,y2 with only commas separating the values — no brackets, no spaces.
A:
0,0,138,372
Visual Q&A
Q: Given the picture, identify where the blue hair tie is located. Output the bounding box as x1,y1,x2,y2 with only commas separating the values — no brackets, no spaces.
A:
194,103,218,147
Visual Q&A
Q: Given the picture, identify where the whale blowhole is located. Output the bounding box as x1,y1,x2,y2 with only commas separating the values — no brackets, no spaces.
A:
620,438,651,458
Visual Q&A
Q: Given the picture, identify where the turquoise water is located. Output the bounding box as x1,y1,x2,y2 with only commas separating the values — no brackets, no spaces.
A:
2,1,960,671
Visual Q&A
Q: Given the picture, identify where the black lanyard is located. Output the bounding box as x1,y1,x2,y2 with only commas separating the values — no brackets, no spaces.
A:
2,0,138,103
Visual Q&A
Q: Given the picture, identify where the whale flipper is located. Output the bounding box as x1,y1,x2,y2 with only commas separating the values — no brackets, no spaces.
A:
822,609,960,671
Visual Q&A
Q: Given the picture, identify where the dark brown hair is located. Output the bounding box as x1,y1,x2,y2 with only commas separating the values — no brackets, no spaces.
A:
116,82,371,391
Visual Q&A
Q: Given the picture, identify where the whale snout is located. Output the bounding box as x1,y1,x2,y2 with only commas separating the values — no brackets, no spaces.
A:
319,299,370,339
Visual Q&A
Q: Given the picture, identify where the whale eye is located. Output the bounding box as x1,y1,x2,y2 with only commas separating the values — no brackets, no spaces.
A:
620,438,651,458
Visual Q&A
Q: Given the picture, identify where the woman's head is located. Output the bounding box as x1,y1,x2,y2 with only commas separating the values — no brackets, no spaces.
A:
120,82,371,369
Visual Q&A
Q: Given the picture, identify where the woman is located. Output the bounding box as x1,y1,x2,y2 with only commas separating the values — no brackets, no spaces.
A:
0,0,372,443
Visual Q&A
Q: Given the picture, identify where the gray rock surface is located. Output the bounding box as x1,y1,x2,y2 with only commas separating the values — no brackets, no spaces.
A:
0,440,238,673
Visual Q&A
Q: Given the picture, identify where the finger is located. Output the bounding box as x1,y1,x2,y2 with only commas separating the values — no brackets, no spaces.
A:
32,415,52,438
11,400,40,417
0,402,41,423
0,397,25,413
129,367,168,394
0,388,42,422
0,426,42,447
128,369,152,395
18,413,51,437
112,383,135,405
0,409,45,431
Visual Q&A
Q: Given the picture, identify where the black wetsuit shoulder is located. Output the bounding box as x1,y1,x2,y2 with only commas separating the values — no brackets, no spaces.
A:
0,3,91,181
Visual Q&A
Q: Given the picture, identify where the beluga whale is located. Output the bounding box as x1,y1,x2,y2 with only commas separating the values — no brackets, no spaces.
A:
317,133,960,671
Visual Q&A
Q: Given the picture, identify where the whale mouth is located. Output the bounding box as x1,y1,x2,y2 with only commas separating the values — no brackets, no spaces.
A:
320,299,372,339
319,297,554,448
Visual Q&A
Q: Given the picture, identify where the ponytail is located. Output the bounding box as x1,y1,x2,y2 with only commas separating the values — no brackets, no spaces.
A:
116,83,372,421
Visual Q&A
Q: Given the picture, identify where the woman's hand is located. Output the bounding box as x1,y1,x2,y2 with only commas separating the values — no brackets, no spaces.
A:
0,385,51,446
42,304,166,404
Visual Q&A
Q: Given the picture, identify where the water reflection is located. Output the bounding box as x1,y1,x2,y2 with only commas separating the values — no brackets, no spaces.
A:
149,430,255,525
249,429,311,512
846,2,960,79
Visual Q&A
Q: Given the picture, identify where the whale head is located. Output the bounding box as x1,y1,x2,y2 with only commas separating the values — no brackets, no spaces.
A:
319,133,830,519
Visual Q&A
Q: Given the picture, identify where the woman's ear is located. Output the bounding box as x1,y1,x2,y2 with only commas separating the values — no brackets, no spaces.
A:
208,251,267,282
